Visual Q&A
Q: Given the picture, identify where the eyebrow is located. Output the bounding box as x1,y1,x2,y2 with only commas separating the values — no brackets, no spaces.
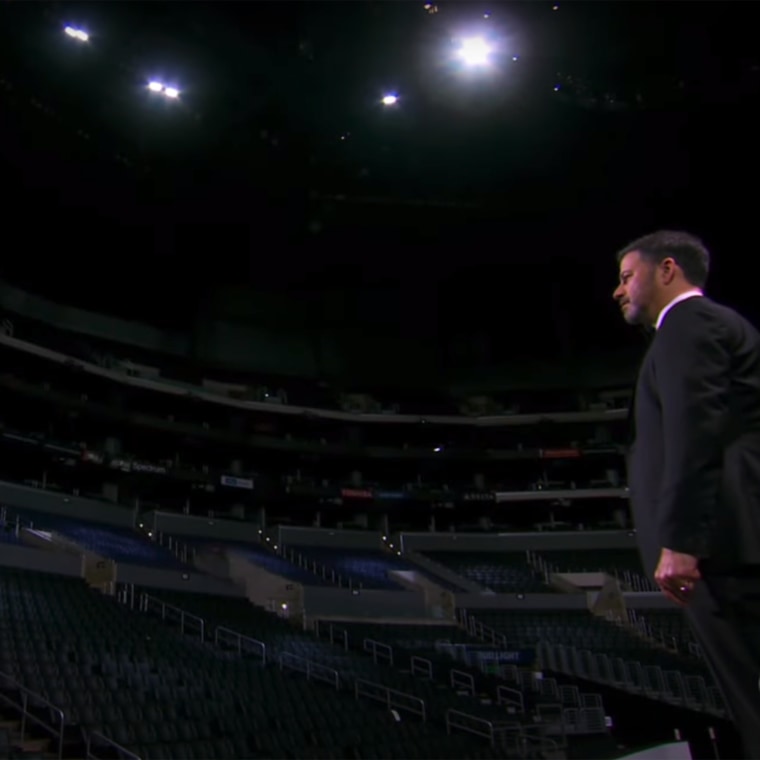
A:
619,270,632,281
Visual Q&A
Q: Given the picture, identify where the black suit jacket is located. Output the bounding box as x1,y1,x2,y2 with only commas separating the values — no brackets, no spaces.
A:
628,296,760,577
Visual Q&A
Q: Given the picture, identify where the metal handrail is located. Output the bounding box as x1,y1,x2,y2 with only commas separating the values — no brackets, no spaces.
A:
496,684,525,713
445,708,521,747
362,638,393,666
288,547,347,588
354,679,426,721
279,652,340,690
139,593,205,641
450,669,475,695
329,624,349,652
85,730,143,760
519,723,563,755
468,617,508,649
214,627,267,665
410,656,433,679
116,583,136,610
0,671,65,759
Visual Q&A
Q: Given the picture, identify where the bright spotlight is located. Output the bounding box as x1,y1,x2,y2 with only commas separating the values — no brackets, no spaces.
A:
64,26,89,42
147,81,180,99
381,94,398,106
458,37,491,66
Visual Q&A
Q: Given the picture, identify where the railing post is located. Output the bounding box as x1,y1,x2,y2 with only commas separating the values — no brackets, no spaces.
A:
20,692,27,740
56,712,63,760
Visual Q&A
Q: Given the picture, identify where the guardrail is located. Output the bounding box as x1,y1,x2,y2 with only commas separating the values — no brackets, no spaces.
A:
0,671,65,759
314,621,350,652
85,730,143,760
464,615,508,649
116,583,136,610
446,708,561,754
518,722,564,755
285,548,355,589
450,669,475,696
445,708,520,748
496,684,525,713
354,678,427,723
328,625,349,652
138,594,205,641
533,703,567,746
279,652,340,690
410,656,432,679
363,638,393,666
156,533,190,565
214,627,267,665
354,679,426,721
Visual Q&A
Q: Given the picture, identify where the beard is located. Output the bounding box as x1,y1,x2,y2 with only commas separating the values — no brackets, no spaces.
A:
621,302,645,325
621,274,657,326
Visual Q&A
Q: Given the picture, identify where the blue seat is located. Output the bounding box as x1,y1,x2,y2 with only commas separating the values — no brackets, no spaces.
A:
0,523,22,545
187,539,331,586
287,547,465,591
6,509,188,570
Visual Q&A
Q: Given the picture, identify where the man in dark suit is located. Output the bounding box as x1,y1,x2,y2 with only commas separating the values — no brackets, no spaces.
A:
613,230,760,758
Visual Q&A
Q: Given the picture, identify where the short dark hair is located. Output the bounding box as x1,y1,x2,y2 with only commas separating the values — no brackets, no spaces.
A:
616,230,710,288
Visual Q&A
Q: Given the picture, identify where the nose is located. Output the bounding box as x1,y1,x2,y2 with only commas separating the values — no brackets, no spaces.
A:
613,284,625,301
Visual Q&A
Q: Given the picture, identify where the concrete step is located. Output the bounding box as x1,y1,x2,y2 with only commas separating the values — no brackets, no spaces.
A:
17,736,53,754
1,720,55,755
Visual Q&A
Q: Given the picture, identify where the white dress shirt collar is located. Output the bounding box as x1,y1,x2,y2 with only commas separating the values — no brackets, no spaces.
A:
655,289,704,330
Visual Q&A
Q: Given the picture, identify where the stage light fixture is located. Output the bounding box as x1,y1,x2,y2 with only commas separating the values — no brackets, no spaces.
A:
64,26,89,42
458,37,491,67
147,81,181,99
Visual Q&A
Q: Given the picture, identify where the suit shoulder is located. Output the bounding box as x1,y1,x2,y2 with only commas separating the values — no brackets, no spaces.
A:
658,298,760,358
666,297,752,333
700,299,759,340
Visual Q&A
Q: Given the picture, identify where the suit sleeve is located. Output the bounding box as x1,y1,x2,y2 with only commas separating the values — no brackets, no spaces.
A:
655,307,731,556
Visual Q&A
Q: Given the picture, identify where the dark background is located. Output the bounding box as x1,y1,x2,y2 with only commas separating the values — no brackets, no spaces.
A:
0,1,757,384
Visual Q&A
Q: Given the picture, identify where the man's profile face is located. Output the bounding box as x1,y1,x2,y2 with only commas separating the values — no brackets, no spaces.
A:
613,250,658,326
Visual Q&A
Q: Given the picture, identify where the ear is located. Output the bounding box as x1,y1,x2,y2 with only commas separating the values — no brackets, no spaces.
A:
659,257,678,285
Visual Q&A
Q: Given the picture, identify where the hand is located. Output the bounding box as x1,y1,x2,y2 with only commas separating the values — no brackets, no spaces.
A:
654,548,701,606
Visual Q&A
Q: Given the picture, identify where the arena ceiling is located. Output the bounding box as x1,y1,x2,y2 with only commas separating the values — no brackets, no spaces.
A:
0,1,757,355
